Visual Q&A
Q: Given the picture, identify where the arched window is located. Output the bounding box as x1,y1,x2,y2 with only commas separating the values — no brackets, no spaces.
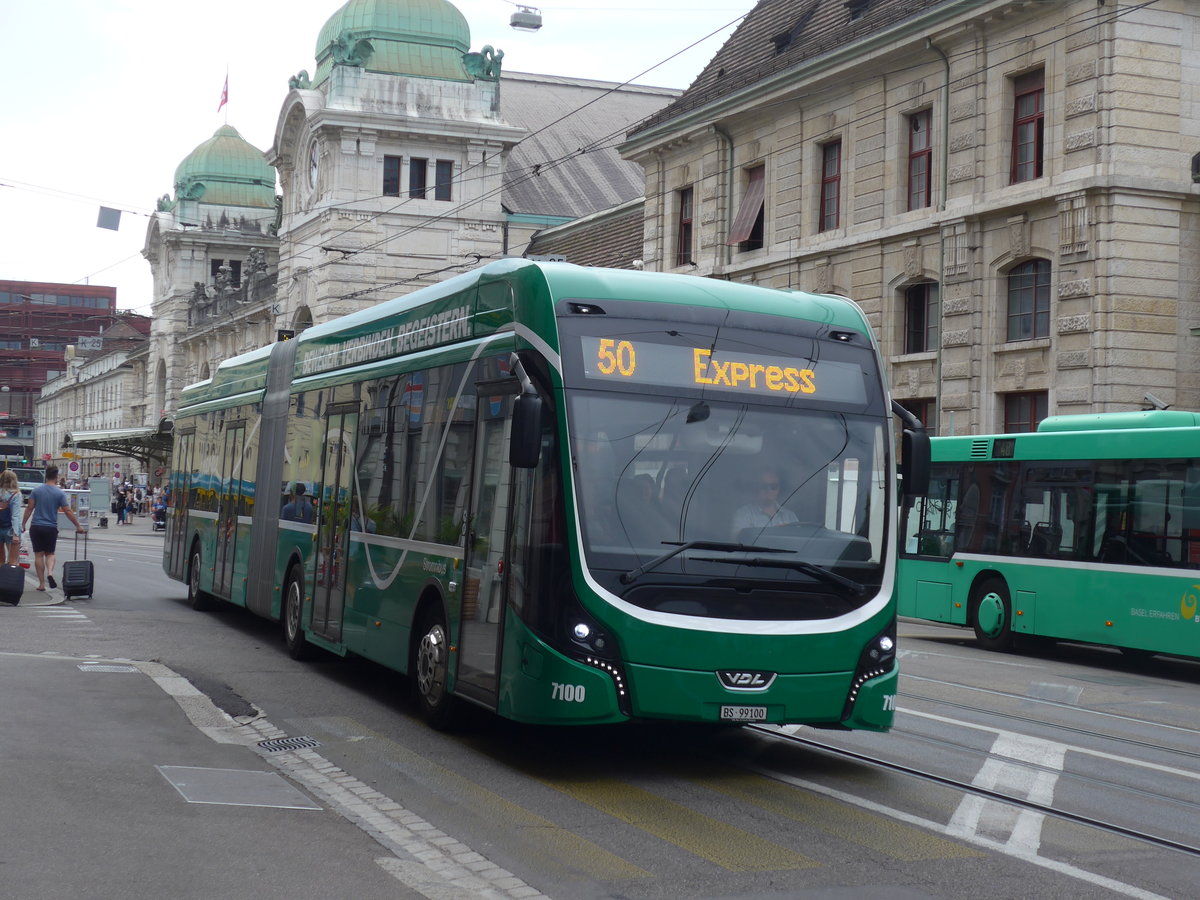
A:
1006,259,1051,341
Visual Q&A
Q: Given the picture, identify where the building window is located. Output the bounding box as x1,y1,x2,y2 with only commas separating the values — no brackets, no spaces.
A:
409,158,428,198
904,282,939,354
727,165,765,251
1010,69,1044,184
210,259,241,286
434,160,453,201
898,398,936,435
907,110,932,211
820,141,841,232
1006,259,1051,341
675,186,694,266
383,155,402,197
1003,391,1047,433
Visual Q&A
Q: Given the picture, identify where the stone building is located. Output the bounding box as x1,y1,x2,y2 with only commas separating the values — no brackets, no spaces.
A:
619,0,1200,433
35,316,153,479
138,0,677,412
268,0,676,328
143,124,281,420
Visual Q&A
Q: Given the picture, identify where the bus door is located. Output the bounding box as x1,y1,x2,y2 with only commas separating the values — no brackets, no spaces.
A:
456,388,517,702
166,430,195,581
311,408,356,643
214,423,246,597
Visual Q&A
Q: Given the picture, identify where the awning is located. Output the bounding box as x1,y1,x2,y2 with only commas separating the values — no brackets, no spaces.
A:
726,165,766,245
62,419,174,468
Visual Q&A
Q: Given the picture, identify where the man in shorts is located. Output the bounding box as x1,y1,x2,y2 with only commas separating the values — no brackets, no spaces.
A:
21,466,86,592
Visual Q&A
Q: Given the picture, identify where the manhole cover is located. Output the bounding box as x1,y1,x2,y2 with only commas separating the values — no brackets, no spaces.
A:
78,663,139,673
257,736,321,753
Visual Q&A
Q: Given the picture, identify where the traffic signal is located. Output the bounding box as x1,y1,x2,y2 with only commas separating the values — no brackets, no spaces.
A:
277,329,295,342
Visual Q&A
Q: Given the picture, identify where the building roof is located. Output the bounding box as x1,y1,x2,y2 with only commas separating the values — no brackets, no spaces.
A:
500,72,680,219
313,0,473,85
630,0,951,137
172,125,277,210
525,200,646,269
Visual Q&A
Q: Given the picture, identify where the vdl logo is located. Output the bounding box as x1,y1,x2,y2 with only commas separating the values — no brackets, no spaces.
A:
717,670,777,691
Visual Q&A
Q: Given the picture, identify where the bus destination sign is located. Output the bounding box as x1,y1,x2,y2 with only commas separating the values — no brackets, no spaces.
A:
579,336,866,404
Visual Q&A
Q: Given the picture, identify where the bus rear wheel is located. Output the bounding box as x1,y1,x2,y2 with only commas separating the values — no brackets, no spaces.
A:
971,577,1014,652
413,606,457,729
187,544,212,611
282,569,310,661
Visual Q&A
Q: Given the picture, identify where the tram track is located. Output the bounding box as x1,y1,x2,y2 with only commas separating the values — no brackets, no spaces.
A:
898,676,1200,761
746,724,1200,859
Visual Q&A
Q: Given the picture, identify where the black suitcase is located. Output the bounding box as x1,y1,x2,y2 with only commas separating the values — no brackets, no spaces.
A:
0,564,23,606
62,531,94,600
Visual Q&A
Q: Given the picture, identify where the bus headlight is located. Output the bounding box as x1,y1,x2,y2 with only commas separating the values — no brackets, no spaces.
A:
842,622,897,719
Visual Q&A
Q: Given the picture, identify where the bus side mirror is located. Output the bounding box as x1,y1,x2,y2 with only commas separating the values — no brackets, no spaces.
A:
510,392,543,468
892,400,930,501
900,427,930,500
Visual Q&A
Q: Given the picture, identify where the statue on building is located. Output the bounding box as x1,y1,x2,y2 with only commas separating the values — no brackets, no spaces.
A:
463,45,504,81
269,195,283,237
331,33,374,67
288,70,312,90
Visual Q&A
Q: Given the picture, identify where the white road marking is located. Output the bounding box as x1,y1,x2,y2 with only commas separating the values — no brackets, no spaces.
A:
902,707,1200,781
948,732,1066,855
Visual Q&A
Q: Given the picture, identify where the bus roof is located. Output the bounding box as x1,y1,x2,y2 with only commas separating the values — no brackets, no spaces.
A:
1036,410,1200,432
180,260,874,407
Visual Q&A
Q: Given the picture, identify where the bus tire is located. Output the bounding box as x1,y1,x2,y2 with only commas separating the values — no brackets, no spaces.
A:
413,604,457,729
282,568,311,661
971,577,1014,651
187,543,212,611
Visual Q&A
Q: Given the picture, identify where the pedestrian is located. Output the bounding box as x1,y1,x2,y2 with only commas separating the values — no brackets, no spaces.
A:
0,469,24,566
21,465,86,592
281,482,315,524
115,484,127,525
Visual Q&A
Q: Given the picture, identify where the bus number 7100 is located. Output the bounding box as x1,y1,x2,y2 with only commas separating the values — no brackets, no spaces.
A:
551,682,586,703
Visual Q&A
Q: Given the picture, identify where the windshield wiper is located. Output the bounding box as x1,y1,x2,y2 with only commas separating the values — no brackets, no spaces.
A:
619,541,788,585
691,556,866,596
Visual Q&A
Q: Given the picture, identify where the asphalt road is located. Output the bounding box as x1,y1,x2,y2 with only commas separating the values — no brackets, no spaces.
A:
2,518,1197,898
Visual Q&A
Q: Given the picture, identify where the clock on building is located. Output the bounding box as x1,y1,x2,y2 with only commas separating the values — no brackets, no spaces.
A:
308,143,318,189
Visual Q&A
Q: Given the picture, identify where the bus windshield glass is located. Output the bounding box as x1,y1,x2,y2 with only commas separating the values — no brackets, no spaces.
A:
559,309,890,618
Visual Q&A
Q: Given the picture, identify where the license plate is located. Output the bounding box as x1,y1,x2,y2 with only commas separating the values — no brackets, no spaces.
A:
720,705,768,722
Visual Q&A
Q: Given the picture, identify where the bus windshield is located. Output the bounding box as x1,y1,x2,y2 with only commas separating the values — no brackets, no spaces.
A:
561,309,892,619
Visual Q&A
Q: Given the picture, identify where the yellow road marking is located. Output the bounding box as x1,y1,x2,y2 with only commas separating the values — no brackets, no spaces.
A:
317,718,652,880
698,772,981,861
542,778,820,871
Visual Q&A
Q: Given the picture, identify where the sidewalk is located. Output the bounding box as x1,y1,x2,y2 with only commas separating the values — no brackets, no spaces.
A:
0,652,418,899
15,514,164,606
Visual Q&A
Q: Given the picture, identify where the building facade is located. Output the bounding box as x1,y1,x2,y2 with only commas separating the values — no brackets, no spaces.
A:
143,124,281,421
620,0,1200,434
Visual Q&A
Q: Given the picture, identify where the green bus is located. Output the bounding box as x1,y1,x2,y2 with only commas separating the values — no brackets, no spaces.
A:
165,259,925,729
900,411,1200,659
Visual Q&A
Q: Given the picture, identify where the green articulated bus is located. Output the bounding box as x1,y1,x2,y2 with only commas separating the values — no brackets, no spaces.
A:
900,410,1200,660
165,259,926,729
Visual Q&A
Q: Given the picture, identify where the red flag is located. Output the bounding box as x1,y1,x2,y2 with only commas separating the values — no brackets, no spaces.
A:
217,75,228,112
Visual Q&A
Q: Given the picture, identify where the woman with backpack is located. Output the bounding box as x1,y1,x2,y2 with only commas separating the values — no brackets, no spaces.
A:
0,470,22,565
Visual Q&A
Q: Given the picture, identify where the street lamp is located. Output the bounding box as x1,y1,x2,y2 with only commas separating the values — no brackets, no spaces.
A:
510,4,542,31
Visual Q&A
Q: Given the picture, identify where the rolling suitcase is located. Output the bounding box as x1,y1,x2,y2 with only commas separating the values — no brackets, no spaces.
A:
62,530,94,600
0,563,24,606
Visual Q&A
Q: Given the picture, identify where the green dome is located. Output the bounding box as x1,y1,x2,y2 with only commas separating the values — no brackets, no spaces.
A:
172,125,277,209
313,0,473,83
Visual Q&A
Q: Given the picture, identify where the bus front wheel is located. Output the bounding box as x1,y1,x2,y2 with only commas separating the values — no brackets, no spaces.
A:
413,606,457,729
282,569,311,661
971,577,1014,652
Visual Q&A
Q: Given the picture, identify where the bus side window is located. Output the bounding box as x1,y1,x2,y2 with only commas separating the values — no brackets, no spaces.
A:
911,467,957,557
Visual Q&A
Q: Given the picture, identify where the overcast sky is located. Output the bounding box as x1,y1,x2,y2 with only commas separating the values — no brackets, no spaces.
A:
1,1,753,315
